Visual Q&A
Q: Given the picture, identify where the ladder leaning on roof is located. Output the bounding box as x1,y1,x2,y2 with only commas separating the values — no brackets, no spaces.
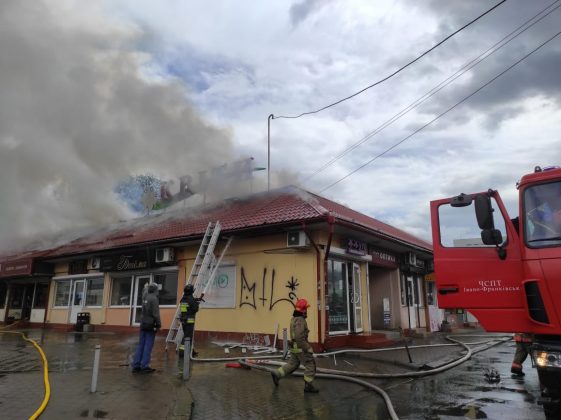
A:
165,221,232,350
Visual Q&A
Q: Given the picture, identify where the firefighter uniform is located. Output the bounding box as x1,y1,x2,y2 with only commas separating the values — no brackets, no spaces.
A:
179,285,199,356
271,298,318,393
511,333,532,376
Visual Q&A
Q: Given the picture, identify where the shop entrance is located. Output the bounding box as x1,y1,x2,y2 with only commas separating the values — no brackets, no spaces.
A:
132,275,151,326
350,263,363,333
8,284,33,320
69,279,85,324
327,260,364,335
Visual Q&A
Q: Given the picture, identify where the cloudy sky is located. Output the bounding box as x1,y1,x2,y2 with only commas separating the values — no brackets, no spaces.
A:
1,0,560,251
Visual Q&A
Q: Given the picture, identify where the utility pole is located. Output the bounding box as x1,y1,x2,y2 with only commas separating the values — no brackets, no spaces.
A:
267,114,274,191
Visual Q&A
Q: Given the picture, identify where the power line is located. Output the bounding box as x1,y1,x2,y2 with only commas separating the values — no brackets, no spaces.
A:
273,0,508,120
304,0,561,182
318,28,561,193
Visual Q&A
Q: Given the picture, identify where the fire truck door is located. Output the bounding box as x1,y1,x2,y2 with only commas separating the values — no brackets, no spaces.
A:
430,194,523,310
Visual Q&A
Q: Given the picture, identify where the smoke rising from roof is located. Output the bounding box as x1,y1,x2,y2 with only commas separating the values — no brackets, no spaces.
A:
0,0,237,251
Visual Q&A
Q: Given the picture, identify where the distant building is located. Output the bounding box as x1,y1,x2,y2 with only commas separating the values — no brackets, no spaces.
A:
0,186,434,350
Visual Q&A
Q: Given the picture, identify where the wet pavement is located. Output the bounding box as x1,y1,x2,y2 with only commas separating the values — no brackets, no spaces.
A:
0,327,552,419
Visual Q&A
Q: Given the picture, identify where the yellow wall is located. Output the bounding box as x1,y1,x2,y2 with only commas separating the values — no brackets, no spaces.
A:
184,233,320,343
49,308,68,324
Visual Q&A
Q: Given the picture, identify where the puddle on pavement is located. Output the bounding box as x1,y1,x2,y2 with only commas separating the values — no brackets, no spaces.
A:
434,404,488,419
80,409,109,418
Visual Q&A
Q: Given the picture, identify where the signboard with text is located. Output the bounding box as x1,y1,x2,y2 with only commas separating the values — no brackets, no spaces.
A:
370,249,398,268
0,258,33,277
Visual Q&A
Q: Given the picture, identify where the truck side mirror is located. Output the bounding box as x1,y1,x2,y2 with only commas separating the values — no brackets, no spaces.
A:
475,194,495,230
481,228,503,246
450,193,473,207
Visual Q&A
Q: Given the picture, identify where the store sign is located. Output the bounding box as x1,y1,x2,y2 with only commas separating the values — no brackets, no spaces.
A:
345,238,367,256
370,249,398,268
100,251,152,272
0,258,33,277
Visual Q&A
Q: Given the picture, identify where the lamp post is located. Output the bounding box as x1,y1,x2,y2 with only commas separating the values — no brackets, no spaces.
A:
267,114,274,191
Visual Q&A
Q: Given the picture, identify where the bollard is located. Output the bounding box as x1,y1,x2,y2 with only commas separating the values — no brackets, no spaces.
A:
282,328,288,359
91,344,101,393
183,338,191,380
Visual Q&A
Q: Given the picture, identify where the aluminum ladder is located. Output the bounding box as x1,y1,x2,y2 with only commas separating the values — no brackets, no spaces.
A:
165,221,231,350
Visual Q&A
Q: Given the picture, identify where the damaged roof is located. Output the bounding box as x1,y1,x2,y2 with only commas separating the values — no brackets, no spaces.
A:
1,186,432,262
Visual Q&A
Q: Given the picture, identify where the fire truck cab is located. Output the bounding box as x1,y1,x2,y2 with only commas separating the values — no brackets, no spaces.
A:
430,165,561,416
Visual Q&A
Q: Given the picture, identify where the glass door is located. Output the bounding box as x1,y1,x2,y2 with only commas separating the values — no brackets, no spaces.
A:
132,275,151,326
69,280,85,324
406,276,417,328
327,260,350,334
351,263,363,333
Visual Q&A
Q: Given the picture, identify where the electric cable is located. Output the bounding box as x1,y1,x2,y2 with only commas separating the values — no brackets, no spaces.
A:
272,0,508,120
303,0,561,182
318,27,561,193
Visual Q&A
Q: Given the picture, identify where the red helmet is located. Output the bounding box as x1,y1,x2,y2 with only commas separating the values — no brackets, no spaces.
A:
295,298,310,313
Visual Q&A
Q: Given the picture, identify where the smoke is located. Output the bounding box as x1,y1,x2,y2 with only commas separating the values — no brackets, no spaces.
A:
0,0,237,251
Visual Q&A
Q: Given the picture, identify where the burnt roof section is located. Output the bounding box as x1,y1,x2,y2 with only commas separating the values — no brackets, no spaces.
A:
2,186,432,262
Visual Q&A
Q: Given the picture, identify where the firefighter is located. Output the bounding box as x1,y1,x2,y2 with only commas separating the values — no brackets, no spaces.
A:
511,333,533,376
271,298,319,393
179,284,200,357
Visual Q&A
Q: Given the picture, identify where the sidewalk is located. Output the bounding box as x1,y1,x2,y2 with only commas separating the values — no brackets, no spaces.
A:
0,329,193,420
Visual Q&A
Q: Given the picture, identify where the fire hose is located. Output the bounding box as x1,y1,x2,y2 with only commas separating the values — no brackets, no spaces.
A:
0,324,51,419
191,334,512,419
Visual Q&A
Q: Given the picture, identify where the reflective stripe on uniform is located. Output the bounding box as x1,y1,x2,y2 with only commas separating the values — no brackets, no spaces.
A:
180,303,189,313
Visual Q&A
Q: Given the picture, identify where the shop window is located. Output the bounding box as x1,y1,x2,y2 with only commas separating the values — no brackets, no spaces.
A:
426,281,435,306
110,276,133,306
0,280,7,309
400,274,406,306
86,278,104,306
54,281,71,307
153,272,178,306
413,277,421,306
33,283,49,309
327,260,349,333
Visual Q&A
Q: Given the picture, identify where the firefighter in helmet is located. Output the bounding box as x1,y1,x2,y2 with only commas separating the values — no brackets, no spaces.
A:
271,298,319,393
179,284,200,357
511,332,533,376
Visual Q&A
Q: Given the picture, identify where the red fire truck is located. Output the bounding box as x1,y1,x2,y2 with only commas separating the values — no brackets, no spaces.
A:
430,165,561,415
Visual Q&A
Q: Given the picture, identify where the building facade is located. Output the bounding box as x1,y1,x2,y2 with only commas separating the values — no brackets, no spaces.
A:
0,187,435,349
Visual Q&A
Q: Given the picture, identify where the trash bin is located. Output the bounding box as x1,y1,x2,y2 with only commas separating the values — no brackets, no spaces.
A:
76,312,90,332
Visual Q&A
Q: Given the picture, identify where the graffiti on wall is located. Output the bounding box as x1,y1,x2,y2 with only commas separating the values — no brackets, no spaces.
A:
240,267,299,310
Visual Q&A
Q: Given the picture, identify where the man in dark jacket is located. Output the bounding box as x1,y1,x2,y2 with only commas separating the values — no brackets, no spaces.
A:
271,298,319,393
132,283,161,373
179,284,200,357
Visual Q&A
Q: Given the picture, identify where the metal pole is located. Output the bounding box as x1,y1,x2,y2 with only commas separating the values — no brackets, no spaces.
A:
282,328,288,359
91,344,101,393
267,114,274,191
183,337,191,380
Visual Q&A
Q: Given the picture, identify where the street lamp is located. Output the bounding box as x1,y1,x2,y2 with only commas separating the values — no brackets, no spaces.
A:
267,114,274,191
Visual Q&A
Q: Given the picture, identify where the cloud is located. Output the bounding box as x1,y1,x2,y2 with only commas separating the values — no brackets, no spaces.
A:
289,0,331,27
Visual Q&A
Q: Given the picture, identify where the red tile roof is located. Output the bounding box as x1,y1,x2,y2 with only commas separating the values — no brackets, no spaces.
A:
2,186,432,262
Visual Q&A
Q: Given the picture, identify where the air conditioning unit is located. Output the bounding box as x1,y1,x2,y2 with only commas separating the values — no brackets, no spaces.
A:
155,247,175,263
287,231,309,248
407,252,417,266
88,257,101,270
